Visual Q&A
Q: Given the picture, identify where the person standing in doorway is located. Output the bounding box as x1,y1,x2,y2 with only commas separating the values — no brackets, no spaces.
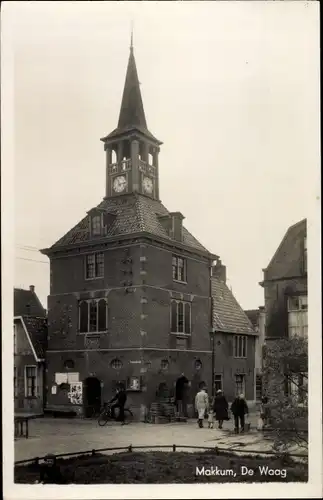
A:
213,389,229,429
231,394,248,433
195,383,209,428
175,373,189,417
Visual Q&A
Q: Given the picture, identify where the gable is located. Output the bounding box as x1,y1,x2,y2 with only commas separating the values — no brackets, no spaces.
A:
14,316,47,361
212,279,256,335
14,288,46,317
43,194,211,256
264,219,306,281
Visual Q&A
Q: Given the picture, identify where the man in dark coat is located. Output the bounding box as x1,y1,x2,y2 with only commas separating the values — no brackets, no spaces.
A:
231,393,248,433
213,389,229,429
109,384,127,424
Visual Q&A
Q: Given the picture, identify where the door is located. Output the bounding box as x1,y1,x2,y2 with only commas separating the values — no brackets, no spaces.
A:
83,377,101,417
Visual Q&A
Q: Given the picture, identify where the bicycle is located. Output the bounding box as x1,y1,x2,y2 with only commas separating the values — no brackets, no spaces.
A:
98,403,134,426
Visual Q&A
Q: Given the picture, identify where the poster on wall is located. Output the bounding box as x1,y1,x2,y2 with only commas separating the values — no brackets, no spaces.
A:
51,385,57,395
55,373,68,385
68,382,83,405
67,372,79,384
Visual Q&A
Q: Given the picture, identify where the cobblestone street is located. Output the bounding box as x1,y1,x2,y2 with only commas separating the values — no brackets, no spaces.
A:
14,415,306,463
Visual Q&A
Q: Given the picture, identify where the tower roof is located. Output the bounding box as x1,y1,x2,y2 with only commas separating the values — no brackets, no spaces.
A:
101,42,161,145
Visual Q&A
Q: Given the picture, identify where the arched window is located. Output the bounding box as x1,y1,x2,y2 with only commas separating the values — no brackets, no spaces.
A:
111,359,122,370
111,150,117,164
78,298,108,333
148,153,153,165
89,301,97,332
98,299,107,332
79,301,89,333
184,303,191,334
171,300,177,332
177,302,184,333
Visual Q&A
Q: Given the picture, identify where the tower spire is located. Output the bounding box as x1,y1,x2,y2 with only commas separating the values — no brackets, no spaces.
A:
117,33,147,130
130,21,134,51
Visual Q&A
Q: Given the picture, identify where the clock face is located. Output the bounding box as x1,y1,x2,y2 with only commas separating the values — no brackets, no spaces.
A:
113,175,127,193
142,176,153,194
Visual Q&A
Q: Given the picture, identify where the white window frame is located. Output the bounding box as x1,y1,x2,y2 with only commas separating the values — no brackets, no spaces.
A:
234,374,246,396
91,215,102,236
172,255,187,283
85,252,104,280
78,298,108,334
214,373,223,392
234,335,247,358
170,300,191,335
287,295,307,312
288,295,308,338
24,365,38,398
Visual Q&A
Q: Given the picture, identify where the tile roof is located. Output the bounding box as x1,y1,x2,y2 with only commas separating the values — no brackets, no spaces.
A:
14,288,46,317
48,194,210,255
21,316,48,359
212,278,256,335
244,309,259,329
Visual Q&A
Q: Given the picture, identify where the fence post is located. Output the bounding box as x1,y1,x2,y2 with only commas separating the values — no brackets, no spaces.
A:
128,445,133,452
91,449,96,456
172,444,176,452
34,457,39,465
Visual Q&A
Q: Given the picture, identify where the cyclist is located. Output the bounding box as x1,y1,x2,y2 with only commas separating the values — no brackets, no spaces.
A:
109,384,127,425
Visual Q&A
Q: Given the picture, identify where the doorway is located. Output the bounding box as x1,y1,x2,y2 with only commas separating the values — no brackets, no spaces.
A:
83,377,101,418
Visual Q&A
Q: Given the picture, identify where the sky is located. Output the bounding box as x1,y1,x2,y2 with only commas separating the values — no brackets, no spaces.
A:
8,1,320,310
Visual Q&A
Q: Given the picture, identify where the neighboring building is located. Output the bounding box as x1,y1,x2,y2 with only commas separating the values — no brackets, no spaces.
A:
14,286,47,414
212,261,257,404
260,218,307,400
40,40,256,418
245,307,265,402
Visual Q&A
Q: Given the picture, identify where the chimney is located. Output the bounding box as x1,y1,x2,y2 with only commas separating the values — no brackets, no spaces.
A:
212,259,226,283
29,285,35,293
170,212,185,242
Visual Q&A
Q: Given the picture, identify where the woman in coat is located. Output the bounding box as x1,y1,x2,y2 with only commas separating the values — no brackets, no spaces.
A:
195,383,209,428
213,389,229,429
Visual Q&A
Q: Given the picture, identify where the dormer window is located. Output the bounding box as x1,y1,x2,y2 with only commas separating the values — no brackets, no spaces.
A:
91,215,102,236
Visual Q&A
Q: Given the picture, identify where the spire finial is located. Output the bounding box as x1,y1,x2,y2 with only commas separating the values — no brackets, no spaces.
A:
130,21,134,51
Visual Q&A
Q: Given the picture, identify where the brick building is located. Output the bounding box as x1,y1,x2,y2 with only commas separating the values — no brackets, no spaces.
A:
41,41,256,418
260,218,307,399
14,286,47,414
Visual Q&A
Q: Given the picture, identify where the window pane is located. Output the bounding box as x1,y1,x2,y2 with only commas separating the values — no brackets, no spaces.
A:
98,299,107,331
288,297,299,311
79,301,89,333
96,253,104,277
89,301,97,332
242,337,246,357
172,257,178,280
184,303,191,334
234,336,238,357
86,255,95,279
177,302,184,333
171,301,177,332
178,258,184,281
92,216,101,235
